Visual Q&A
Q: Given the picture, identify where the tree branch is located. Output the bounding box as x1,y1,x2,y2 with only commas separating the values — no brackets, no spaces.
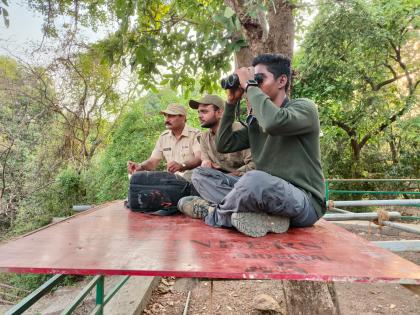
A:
331,119,356,137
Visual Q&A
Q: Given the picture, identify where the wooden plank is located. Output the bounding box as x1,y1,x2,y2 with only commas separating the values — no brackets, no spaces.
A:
0,201,419,284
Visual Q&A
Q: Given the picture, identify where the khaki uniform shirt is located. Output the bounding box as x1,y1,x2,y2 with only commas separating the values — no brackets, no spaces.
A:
151,125,201,165
201,122,255,175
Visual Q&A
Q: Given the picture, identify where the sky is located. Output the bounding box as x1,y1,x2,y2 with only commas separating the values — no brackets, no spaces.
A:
0,1,44,51
0,1,107,58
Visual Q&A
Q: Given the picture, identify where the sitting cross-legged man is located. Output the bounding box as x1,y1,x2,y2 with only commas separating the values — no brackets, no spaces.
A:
178,54,326,237
127,103,201,181
188,94,255,204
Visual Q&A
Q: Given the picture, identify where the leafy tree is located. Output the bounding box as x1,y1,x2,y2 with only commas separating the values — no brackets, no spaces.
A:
0,56,54,230
16,38,139,167
23,0,319,92
294,0,419,176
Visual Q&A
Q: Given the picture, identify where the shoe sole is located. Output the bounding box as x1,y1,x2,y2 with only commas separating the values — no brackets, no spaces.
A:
177,196,211,219
231,212,290,237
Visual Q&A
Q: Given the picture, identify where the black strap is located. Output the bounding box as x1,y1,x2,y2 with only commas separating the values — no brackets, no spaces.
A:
150,208,179,216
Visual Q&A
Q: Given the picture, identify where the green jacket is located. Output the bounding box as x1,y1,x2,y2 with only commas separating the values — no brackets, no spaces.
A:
216,87,326,217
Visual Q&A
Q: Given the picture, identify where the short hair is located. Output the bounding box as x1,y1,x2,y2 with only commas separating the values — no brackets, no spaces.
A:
252,53,291,91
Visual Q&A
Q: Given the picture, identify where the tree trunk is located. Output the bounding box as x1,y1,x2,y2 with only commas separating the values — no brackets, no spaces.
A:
266,0,295,59
389,139,399,165
282,280,341,314
351,139,361,161
228,0,294,68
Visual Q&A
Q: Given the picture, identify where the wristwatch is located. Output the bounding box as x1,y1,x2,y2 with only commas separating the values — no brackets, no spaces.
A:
245,79,259,92
181,163,187,171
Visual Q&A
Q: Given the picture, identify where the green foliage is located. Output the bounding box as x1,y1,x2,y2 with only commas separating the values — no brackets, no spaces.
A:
87,107,164,202
0,56,57,232
10,166,82,235
87,0,234,93
294,0,419,177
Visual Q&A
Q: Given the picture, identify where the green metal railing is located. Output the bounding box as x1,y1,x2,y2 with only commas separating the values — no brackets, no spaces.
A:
325,178,420,203
5,274,65,315
6,275,130,315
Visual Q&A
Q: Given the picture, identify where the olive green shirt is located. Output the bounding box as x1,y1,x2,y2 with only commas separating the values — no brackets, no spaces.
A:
200,122,255,175
216,87,326,217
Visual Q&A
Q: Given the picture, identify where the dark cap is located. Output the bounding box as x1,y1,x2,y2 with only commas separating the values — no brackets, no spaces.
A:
189,94,224,110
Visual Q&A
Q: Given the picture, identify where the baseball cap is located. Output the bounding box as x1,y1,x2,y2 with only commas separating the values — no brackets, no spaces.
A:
189,94,224,110
160,103,187,116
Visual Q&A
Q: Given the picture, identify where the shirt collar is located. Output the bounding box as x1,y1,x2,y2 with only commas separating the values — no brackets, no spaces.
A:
170,125,189,139
281,96,290,108
180,125,190,138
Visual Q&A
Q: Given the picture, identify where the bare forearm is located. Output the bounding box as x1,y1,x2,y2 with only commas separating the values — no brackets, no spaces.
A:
139,158,159,171
183,157,201,171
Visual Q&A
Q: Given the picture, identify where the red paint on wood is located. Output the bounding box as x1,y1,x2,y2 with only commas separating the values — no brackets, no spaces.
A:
0,201,419,284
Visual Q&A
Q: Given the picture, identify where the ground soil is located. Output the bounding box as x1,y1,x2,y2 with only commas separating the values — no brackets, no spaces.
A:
143,221,420,315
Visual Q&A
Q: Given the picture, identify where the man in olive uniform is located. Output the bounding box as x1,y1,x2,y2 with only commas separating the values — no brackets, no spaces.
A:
188,94,255,203
128,103,201,179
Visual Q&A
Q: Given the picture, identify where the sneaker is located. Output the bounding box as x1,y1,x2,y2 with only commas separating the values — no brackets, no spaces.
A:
231,212,290,237
177,196,214,219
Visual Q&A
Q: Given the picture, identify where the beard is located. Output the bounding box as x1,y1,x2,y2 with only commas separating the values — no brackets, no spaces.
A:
200,118,217,128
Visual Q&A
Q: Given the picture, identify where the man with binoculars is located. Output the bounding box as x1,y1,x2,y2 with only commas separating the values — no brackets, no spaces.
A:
178,53,326,237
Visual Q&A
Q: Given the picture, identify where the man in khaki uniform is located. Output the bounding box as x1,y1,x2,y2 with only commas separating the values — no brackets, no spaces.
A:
127,103,201,178
188,94,255,203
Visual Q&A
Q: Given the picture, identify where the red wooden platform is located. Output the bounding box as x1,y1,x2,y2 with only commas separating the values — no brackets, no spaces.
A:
0,201,419,284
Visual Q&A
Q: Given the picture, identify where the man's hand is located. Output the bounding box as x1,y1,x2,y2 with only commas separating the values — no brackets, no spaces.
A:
229,171,242,177
201,160,212,168
226,67,255,104
236,67,254,89
167,161,184,173
127,161,137,174
128,161,145,174
226,87,245,105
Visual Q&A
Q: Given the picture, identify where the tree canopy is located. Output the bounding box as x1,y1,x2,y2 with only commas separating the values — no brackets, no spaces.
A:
294,0,419,176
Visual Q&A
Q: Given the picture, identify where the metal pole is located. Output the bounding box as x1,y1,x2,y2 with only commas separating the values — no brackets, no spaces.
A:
103,276,130,305
325,179,329,203
331,199,420,207
373,240,420,252
382,221,420,235
327,179,420,182
183,291,191,315
95,276,104,315
61,275,101,315
6,274,65,315
329,207,352,214
72,205,93,212
329,190,420,195
324,212,401,221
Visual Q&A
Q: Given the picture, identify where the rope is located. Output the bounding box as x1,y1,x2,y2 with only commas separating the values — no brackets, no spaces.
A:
373,210,390,238
376,209,390,226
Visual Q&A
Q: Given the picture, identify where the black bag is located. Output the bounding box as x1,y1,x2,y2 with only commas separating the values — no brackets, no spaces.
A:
127,171,194,215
